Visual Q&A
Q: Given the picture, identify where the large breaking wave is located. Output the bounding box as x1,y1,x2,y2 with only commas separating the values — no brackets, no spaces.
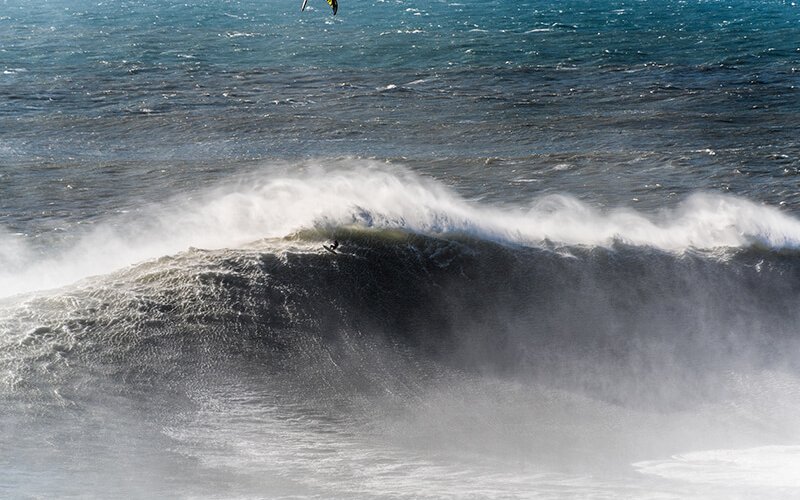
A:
3,163,800,497
3,162,800,298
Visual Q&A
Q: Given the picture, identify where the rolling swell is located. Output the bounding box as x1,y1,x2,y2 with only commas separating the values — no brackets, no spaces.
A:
4,226,800,410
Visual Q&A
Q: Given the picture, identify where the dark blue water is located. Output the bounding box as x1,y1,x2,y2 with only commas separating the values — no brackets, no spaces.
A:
2,1,799,220
2,1,800,498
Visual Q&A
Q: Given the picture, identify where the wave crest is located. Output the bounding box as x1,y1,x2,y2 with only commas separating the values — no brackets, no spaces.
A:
2,161,800,297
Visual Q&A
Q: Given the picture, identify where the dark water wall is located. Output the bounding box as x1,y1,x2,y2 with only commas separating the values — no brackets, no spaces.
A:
5,228,800,409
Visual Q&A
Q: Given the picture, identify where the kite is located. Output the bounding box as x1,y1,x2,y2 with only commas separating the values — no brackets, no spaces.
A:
301,0,338,15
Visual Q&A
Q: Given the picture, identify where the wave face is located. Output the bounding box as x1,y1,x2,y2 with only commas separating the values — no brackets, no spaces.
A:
3,167,800,498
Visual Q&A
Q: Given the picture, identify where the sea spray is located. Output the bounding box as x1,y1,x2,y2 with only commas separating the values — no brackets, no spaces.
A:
3,162,800,298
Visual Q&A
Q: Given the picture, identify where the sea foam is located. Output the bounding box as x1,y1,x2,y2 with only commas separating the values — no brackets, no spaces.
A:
2,161,800,298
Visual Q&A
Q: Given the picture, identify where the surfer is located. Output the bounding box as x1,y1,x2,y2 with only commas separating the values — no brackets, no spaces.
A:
323,239,339,254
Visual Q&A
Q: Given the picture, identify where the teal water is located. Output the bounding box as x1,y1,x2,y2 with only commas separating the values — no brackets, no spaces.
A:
2,1,798,207
2,1,800,498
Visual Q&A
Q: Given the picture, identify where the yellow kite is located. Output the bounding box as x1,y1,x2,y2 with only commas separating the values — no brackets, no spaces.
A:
301,0,338,15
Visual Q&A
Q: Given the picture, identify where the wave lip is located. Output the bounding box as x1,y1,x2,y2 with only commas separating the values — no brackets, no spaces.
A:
2,162,800,298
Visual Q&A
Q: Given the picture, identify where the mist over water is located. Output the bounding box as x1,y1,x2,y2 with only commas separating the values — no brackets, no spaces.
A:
3,0,800,498
4,163,800,299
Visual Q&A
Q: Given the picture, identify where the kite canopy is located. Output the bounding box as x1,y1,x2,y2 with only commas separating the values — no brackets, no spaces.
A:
301,0,337,15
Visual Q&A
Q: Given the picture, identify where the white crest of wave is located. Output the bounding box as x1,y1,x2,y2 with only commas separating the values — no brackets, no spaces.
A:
517,192,800,250
1,162,800,297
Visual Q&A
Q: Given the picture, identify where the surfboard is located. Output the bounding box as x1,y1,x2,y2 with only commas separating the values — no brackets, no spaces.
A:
301,0,309,11
323,245,337,254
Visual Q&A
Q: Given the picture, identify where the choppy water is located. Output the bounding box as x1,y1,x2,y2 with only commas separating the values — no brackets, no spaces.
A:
2,1,800,498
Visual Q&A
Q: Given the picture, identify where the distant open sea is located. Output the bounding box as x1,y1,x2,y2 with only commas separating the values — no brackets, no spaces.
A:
2,1,800,498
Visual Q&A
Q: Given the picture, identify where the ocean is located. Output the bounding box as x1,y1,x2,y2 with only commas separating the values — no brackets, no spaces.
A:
2,0,800,497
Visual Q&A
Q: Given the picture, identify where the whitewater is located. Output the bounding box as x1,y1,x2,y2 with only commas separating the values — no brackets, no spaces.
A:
2,0,800,498
3,163,800,298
